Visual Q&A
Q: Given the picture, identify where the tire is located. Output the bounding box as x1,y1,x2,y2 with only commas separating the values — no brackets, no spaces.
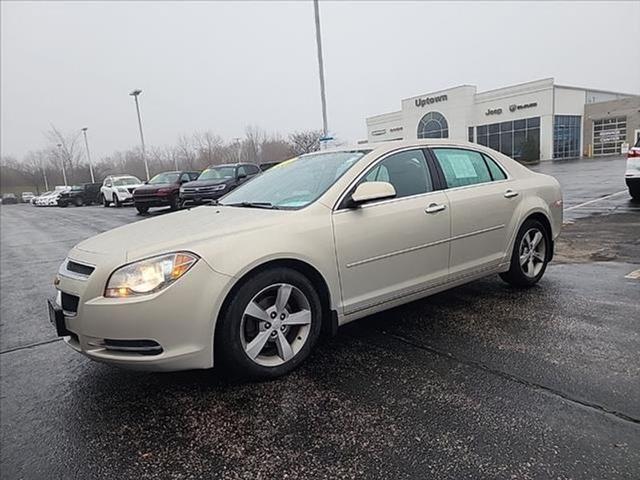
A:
500,218,550,288
169,196,179,211
102,194,109,207
74,197,83,207
58,201,67,208
113,195,121,208
216,268,323,379
136,205,149,215
629,187,640,201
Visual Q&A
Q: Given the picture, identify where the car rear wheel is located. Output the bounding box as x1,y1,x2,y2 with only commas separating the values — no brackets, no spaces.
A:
500,219,550,288
216,268,322,379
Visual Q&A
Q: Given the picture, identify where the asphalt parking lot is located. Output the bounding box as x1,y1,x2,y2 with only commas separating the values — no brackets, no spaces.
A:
1,155,639,479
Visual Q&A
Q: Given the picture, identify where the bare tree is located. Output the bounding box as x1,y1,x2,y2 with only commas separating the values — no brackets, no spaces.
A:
288,130,322,156
194,131,223,167
176,134,198,169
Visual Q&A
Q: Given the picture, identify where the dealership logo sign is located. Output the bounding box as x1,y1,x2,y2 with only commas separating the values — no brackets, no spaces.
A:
415,94,448,108
485,108,503,116
509,102,538,112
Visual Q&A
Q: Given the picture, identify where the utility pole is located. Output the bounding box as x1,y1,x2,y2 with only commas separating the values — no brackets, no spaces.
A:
41,158,49,192
57,143,68,186
81,127,95,182
129,89,150,180
313,0,329,139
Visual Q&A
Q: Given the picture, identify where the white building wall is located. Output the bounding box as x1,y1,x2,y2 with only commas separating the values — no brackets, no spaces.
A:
401,86,476,142
366,111,403,143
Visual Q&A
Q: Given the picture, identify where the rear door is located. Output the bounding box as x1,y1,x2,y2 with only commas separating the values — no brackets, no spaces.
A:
429,147,522,278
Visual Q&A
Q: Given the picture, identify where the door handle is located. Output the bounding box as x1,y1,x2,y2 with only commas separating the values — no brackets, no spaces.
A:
504,189,519,198
425,203,446,214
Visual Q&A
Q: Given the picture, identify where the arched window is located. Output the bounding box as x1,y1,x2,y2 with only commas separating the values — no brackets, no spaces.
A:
417,112,449,139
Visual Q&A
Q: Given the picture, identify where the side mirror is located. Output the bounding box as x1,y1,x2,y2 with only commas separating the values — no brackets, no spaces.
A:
348,181,396,207
237,172,247,180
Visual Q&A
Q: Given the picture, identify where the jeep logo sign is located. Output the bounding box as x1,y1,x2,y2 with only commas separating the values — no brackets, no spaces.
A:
415,94,448,108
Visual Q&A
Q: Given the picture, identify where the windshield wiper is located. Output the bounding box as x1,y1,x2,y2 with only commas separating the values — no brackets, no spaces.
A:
224,201,280,210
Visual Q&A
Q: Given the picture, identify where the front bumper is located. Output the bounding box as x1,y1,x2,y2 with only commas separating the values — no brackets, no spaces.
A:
52,257,232,371
115,190,135,203
134,196,172,207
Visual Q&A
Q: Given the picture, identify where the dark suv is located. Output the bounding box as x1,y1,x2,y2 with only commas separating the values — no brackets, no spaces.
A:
58,183,102,207
179,163,261,206
133,171,200,214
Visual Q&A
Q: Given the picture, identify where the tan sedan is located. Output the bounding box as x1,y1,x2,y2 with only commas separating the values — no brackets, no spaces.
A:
50,140,563,378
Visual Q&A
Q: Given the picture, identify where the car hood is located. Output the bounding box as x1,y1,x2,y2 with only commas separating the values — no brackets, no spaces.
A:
183,179,229,187
73,205,287,263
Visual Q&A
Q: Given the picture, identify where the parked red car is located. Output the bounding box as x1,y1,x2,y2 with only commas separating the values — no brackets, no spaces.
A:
133,171,200,214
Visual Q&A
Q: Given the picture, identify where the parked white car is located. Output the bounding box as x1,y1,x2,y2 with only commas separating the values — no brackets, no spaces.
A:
625,137,640,200
21,192,35,203
51,140,562,378
100,175,144,207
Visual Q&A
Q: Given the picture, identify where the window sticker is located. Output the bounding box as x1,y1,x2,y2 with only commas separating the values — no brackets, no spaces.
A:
448,154,478,179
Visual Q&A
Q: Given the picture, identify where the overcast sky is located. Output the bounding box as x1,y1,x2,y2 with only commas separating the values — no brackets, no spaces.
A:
2,1,639,160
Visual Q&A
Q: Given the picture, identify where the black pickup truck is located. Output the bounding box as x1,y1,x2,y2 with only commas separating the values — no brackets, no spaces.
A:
58,183,102,207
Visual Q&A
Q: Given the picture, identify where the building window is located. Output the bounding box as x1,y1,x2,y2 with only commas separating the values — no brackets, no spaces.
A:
417,112,449,139
468,127,474,142
476,116,540,161
553,115,581,158
593,116,627,156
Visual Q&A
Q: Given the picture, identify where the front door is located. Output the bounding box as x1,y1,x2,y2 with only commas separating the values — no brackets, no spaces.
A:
332,149,450,316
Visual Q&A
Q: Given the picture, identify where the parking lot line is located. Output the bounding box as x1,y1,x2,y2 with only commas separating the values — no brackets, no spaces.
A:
565,190,628,211
624,269,640,280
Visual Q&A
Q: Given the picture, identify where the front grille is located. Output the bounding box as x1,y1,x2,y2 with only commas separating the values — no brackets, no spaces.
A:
127,187,136,193
67,260,95,276
183,185,224,194
61,292,79,313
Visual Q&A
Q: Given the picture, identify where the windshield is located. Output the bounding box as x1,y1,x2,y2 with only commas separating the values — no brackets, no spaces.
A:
198,167,236,181
148,172,180,184
113,177,141,186
220,151,369,209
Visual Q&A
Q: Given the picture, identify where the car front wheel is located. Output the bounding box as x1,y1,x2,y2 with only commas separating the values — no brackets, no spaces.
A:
216,268,323,379
102,194,109,207
500,219,550,288
112,195,121,208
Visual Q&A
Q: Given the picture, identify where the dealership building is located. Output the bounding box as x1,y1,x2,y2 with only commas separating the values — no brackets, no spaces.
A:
365,78,640,160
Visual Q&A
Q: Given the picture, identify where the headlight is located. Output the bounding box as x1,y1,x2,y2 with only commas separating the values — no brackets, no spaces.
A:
117,187,128,193
105,252,198,298
212,184,226,191
179,187,185,194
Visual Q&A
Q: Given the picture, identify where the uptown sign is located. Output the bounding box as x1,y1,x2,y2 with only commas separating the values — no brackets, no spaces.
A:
415,94,448,108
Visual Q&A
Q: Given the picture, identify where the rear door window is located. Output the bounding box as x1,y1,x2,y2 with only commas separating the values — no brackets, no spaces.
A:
432,148,492,188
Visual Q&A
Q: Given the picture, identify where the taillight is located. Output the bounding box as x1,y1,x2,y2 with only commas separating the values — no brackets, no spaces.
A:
628,149,640,158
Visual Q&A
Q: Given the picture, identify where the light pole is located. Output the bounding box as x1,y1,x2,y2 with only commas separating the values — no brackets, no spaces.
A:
313,0,329,139
56,143,68,186
234,137,242,163
129,89,150,180
81,127,95,183
41,158,49,192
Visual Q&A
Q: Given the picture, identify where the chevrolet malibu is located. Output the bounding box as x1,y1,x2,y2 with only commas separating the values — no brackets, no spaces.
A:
50,140,563,379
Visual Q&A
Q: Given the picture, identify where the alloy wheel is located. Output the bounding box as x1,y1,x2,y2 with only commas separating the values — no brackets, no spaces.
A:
519,228,546,278
240,283,312,367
